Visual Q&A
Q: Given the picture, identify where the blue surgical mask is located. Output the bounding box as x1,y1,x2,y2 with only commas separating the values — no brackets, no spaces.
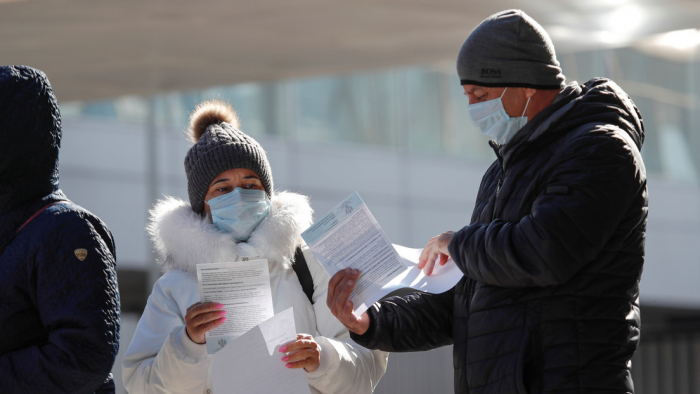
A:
206,188,271,241
468,87,531,145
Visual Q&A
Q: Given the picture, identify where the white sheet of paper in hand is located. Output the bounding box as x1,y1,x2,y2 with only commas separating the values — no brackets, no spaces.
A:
196,259,275,354
352,244,463,316
258,307,296,355
301,192,407,317
211,307,311,394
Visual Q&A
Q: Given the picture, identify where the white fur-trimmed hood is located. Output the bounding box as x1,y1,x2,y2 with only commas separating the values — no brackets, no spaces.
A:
147,191,313,278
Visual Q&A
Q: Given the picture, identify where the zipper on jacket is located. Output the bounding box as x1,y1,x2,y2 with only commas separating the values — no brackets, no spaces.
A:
492,178,503,219
489,140,505,219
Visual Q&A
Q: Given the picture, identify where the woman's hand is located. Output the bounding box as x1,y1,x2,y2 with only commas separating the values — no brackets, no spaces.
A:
185,302,227,344
279,334,321,372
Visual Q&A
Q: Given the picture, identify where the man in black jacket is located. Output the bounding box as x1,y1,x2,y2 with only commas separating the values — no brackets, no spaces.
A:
328,9,647,394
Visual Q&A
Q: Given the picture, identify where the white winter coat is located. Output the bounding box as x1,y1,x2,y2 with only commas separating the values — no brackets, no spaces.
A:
122,192,388,394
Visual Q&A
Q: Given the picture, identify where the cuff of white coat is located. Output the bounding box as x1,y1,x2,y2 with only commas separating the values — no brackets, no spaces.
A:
304,336,339,381
170,325,208,363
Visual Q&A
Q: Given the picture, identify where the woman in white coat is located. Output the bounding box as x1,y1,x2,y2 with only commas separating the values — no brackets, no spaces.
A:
122,100,388,394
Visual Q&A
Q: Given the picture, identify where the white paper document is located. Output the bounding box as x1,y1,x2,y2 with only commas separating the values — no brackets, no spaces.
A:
258,306,296,356
301,192,408,316
196,259,274,354
212,307,311,394
362,244,463,310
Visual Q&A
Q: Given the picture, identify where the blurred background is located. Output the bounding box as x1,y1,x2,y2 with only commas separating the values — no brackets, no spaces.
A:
3,0,700,393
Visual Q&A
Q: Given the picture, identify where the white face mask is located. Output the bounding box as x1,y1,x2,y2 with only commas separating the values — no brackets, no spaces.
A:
467,87,531,145
206,187,271,241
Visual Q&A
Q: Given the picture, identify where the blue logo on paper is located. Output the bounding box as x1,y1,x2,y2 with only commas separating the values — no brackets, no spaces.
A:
301,192,365,245
342,202,353,214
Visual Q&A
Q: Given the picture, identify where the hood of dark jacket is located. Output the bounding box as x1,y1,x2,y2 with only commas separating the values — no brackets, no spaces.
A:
502,78,645,167
0,65,64,242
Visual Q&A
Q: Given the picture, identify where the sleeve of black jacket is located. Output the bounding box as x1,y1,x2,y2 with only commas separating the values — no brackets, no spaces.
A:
350,288,455,352
449,125,645,288
0,210,120,394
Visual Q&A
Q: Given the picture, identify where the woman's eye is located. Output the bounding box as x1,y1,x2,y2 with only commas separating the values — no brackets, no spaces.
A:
244,184,256,189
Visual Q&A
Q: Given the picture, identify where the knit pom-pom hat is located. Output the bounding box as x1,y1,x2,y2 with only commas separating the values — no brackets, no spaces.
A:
184,100,273,215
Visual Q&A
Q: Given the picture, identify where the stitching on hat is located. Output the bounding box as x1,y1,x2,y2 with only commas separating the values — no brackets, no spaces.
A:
188,141,251,169
460,80,564,89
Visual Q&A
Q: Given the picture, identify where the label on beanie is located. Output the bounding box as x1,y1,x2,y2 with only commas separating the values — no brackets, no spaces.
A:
480,68,502,79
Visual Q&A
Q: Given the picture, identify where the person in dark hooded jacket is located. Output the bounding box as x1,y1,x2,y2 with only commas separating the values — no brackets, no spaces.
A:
0,65,120,394
327,10,647,394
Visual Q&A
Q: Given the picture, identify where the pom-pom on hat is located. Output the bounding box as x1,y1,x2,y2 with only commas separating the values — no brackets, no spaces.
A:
184,100,273,215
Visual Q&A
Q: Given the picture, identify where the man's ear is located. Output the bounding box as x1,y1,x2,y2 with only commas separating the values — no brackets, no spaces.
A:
524,88,537,99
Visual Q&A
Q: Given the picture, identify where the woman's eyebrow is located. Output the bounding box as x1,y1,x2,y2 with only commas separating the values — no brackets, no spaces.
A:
243,175,260,180
210,178,229,186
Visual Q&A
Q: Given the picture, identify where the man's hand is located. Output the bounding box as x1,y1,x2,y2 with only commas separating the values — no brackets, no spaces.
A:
326,268,370,335
418,231,455,276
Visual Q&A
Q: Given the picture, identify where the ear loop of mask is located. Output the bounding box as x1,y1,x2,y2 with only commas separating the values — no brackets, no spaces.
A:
522,96,531,117
501,87,531,118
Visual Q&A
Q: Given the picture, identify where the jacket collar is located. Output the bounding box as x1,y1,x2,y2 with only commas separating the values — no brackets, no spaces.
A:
495,78,644,170
497,82,583,168
147,191,313,278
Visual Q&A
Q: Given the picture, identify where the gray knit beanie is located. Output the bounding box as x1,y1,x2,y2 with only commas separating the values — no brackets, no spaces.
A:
457,9,565,89
184,100,273,215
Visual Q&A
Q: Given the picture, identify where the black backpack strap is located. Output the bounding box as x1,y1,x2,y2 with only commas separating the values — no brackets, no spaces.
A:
292,246,315,304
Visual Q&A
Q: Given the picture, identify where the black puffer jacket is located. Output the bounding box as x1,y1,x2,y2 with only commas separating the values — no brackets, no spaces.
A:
352,79,647,394
0,65,120,394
